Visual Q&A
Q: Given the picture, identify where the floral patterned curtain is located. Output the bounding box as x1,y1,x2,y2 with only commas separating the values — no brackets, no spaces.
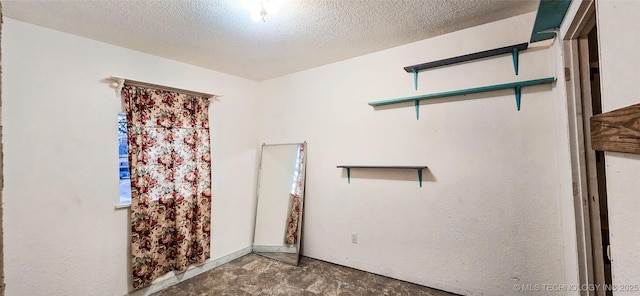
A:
122,84,212,289
284,144,305,246
284,194,301,246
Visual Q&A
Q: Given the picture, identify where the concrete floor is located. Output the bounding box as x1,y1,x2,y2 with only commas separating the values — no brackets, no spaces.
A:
153,253,458,296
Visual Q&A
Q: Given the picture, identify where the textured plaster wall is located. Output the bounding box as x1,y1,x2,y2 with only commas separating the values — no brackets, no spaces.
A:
596,1,640,294
2,18,259,296
0,3,4,295
258,12,577,296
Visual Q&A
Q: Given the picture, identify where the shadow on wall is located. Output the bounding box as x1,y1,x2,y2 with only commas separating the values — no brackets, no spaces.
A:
339,167,437,183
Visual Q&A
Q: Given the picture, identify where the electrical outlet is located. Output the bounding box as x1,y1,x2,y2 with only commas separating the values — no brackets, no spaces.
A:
351,233,358,244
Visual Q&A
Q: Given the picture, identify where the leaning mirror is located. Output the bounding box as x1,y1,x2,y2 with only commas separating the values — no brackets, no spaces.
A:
252,142,307,265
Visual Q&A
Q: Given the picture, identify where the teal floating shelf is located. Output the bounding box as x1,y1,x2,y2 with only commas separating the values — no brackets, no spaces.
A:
530,0,572,43
337,165,428,187
369,77,556,119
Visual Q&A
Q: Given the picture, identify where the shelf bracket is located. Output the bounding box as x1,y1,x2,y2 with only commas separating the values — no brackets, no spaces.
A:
415,100,420,120
346,168,351,184
512,48,519,75
413,68,419,90
417,169,423,187
514,86,522,111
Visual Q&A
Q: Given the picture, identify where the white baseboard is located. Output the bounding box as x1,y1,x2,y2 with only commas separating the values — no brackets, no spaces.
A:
127,246,253,296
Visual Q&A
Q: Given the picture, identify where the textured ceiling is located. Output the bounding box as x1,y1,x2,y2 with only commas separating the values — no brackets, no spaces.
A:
3,0,538,81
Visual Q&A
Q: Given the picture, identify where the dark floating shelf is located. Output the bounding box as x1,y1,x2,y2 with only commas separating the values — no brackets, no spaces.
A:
336,165,429,187
404,43,529,90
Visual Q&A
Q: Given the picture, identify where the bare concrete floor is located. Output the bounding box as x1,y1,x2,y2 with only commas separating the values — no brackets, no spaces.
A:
153,253,458,296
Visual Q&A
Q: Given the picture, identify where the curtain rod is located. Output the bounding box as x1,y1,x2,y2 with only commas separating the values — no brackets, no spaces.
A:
108,76,222,99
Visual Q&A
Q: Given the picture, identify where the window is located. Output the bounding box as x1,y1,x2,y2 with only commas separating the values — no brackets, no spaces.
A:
118,112,132,205
290,145,302,195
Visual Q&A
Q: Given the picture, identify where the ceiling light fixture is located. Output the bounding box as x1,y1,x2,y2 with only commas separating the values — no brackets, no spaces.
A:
243,0,286,22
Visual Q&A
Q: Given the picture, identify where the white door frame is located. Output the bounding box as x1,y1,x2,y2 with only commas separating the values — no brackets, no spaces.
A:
561,1,606,295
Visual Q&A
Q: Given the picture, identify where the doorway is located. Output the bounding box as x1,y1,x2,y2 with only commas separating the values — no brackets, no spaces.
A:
581,24,612,296
564,3,612,295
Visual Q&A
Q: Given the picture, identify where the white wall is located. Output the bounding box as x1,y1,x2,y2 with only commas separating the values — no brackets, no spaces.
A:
2,18,259,295
596,1,640,295
258,12,576,296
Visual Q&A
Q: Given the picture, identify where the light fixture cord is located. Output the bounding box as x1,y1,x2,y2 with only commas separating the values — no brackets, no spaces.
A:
260,1,267,22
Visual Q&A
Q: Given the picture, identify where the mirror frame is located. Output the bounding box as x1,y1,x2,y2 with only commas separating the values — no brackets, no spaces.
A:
251,142,307,265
